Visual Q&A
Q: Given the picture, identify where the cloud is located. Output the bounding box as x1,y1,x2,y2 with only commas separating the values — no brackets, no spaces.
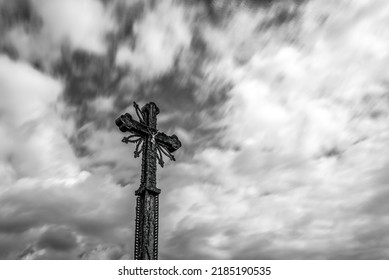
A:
0,56,60,125
156,0,389,259
79,244,130,260
32,0,115,53
116,0,192,80
0,174,134,259
3,0,116,65
198,0,389,165
0,55,84,183
37,226,77,251
88,96,116,113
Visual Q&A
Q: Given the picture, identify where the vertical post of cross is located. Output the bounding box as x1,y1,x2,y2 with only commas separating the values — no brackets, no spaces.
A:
134,103,160,260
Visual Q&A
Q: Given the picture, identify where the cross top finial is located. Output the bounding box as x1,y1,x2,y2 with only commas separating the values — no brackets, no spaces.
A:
141,102,160,115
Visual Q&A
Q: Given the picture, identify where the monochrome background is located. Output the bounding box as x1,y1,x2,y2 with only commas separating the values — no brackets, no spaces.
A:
0,0,388,259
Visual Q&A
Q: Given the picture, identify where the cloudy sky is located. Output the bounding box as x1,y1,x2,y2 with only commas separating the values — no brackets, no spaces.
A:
0,0,389,260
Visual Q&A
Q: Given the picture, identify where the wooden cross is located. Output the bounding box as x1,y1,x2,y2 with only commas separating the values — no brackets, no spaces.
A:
115,102,181,260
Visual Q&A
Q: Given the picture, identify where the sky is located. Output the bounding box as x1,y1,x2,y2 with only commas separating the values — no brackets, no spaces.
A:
0,0,388,260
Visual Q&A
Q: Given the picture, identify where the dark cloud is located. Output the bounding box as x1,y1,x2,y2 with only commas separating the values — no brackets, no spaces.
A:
54,48,123,106
0,0,40,60
0,0,40,30
17,244,79,260
113,0,145,40
0,234,29,259
187,0,306,24
37,226,77,251
0,176,135,259
79,244,130,260
361,164,389,216
73,217,120,238
0,214,39,234
161,224,218,259
363,190,389,216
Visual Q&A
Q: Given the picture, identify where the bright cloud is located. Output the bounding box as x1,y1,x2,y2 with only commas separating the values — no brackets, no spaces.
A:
4,0,116,65
0,55,82,183
32,0,116,54
116,0,192,80
159,0,389,259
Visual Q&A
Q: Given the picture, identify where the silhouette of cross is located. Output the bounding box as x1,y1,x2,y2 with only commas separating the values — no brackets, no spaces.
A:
115,102,181,260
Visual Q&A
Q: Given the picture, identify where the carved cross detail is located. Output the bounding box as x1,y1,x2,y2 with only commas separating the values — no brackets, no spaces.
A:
115,102,181,260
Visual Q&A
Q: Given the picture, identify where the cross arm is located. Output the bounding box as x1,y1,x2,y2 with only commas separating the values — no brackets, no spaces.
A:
115,113,182,153
115,113,150,137
155,132,181,153
153,132,181,167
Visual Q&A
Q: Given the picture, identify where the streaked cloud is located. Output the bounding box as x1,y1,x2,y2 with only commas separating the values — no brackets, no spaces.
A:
0,55,80,183
116,0,192,80
3,0,116,65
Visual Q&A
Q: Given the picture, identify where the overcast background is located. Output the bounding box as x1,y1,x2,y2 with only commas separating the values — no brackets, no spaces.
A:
0,0,389,260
